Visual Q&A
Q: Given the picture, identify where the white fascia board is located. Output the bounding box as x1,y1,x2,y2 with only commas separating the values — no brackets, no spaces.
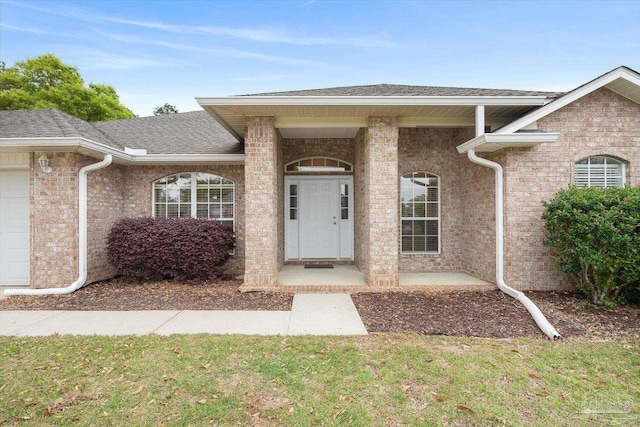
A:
196,95,551,107
129,154,244,164
0,137,245,164
496,67,640,134
456,133,559,153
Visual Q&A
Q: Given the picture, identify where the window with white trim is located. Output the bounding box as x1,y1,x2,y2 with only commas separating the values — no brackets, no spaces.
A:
575,156,625,188
401,172,439,253
153,172,234,228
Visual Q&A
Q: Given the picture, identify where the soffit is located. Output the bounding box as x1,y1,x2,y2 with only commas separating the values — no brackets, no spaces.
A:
200,103,541,141
605,77,640,104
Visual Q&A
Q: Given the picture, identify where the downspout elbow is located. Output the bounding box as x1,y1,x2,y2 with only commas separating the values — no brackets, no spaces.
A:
466,149,560,340
5,155,113,297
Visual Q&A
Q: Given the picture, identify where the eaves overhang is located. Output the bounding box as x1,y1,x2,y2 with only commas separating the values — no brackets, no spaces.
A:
456,132,560,153
196,95,554,142
0,137,245,165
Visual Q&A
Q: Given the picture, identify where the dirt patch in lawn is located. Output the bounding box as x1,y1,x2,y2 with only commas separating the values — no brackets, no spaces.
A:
352,290,640,340
0,278,292,311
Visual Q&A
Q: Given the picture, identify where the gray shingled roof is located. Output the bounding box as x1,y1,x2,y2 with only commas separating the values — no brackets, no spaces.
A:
243,83,562,97
0,109,119,148
0,109,242,155
93,111,242,155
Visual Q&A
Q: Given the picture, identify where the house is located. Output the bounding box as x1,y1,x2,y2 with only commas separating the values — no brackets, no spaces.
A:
0,66,639,295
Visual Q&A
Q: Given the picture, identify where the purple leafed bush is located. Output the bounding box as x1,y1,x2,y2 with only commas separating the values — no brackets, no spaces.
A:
107,217,235,282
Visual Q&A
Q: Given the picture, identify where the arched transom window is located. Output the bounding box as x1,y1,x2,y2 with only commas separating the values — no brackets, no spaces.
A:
285,157,353,173
575,156,625,188
153,172,234,227
400,172,440,253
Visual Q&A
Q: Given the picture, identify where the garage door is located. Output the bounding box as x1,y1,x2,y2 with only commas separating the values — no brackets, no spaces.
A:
0,170,30,285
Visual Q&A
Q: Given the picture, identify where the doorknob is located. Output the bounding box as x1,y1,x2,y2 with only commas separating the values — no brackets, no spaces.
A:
333,221,337,225
333,216,336,219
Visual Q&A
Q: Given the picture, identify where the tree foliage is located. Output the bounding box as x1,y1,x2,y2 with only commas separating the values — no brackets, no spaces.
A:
153,103,179,115
542,186,640,307
0,54,135,121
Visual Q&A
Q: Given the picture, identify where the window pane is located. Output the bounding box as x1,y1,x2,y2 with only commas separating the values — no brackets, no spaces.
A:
290,184,297,196
290,197,297,208
402,220,412,236
401,237,413,252
401,203,413,217
414,220,426,236
167,204,179,218
221,188,233,203
195,204,207,218
290,209,297,220
427,187,438,202
341,196,348,208
341,209,348,220
196,173,209,185
413,236,426,252
426,220,438,235
341,184,348,196
426,236,439,252
155,188,166,203
179,204,191,218
222,204,233,218
196,188,208,202
427,203,438,218
209,189,221,201
180,188,191,202
413,203,426,218
209,205,221,219
326,159,338,167
155,204,166,217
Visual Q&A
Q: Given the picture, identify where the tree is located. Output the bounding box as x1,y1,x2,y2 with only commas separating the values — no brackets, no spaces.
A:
153,103,178,115
0,54,135,121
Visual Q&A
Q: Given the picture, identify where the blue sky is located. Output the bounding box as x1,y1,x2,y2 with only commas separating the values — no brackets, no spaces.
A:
1,0,639,117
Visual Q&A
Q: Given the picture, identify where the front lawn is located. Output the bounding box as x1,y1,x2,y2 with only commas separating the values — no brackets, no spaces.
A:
1,334,638,426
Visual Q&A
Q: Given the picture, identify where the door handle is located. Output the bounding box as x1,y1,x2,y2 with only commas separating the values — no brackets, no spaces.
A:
333,221,337,225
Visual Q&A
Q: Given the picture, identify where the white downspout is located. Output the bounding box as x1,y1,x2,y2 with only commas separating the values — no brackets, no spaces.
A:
469,106,560,339
5,155,113,297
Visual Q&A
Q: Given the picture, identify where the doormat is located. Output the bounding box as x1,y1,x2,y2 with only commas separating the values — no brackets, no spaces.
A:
304,264,334,269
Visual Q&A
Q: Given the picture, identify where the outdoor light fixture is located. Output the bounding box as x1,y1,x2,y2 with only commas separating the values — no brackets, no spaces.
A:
38,154,52,173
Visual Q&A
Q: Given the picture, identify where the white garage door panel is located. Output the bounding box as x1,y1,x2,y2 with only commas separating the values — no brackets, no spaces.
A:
0,171,30,286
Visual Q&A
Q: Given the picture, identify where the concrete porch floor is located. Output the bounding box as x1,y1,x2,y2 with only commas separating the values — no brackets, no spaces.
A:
275,265,495,291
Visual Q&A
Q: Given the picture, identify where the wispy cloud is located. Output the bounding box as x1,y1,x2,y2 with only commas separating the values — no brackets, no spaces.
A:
98,31,333,67
0,23,48,34
5,0,394,48
64,49,194,70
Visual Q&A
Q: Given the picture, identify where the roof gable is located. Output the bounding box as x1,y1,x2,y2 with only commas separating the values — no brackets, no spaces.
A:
496,66,640,134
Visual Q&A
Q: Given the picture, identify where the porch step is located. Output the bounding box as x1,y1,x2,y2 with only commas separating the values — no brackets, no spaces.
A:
284,260,355,266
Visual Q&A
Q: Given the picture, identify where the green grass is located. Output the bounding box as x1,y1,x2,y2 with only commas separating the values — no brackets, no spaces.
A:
1,334,638,426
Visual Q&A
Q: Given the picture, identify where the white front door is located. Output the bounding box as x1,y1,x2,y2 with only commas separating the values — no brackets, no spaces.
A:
300,179,339,259
0,170,30,286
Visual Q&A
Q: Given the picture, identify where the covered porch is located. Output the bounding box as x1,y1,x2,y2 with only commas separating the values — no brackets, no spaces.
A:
275,265,495,293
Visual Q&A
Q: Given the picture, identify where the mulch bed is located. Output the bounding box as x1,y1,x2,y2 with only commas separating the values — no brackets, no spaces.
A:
3,279,639,340
351,290,640,340
0,278,292,311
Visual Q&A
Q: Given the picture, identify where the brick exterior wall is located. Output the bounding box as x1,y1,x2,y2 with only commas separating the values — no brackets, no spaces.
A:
243,116,279,287
30,152,79,288
120,164,245,276
458,154,499,284
354,129,366,271
282,138,356,165
398,127,475,272
363,117,400,287
500,87,640,290
277,130,285,270
86,162,125,284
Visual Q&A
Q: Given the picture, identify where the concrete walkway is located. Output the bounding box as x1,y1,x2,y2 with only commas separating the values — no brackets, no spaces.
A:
0,294,368,337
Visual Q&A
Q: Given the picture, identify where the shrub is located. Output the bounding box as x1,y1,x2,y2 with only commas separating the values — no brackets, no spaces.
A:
107,217,235,282
542,186,640,307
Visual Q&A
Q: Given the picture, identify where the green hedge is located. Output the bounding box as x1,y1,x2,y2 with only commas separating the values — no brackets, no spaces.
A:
542,186,640,307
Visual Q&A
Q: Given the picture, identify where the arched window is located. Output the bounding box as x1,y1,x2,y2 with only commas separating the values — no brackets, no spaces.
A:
285,157,353,173
400,172,440,253
575,156,625,188
153,172,234,227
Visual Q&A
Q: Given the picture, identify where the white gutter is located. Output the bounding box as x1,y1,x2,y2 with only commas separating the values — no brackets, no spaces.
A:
197,95,552,107
466,148,561,339
5,155,113,296
456,132,560,153
0,137,245,164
